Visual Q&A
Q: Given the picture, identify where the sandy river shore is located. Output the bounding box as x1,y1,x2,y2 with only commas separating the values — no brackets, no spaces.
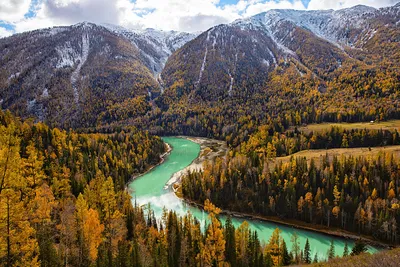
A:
165,136,228,190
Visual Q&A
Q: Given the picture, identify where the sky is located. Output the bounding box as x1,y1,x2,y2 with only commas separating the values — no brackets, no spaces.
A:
0,0,398,37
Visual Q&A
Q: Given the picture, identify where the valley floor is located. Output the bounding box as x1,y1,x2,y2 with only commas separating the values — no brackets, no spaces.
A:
172,136,398,249
167,136,228,190
274,145,400,165
293,120,400,134
299,247,400,267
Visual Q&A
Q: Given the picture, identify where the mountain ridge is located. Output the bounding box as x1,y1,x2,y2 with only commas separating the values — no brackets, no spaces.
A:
0,2,399,132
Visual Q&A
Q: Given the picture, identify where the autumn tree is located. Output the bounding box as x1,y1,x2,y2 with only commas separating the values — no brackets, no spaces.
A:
291,232,301,264
202,199,226,266
75,194,104,264
266,228,282,265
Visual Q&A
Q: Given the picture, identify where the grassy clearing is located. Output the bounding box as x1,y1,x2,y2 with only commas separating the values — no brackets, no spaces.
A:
294,120,400,134
275,145,400,165
301,248,400,267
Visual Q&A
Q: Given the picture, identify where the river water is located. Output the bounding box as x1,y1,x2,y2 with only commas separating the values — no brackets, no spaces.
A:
128,137,379,260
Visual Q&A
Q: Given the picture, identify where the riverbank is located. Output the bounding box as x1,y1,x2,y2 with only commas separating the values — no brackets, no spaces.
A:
165,136,228,190
126,142,172,193
181,198,392,249
169,137,393,250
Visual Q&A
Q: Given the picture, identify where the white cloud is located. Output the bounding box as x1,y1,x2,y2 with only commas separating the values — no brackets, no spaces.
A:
243,0,306,17
14,0,134,32
0,26,13,37
1,0,399,35
307,0,399,10
178,14,231,32
0,0,31,22
123,0,242,31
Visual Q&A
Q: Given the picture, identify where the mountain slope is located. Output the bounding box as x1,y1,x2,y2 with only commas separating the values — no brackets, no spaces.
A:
0,23,195,128
0,3,399,134
161,4,399,102
103,24,197,79
148,3,400,143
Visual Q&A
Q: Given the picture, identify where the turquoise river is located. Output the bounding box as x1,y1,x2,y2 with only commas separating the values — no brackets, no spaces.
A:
128,137,379,260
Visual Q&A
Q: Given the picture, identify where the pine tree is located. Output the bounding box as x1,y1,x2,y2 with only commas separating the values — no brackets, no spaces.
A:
313,252,318,263
303,238,311,264
265,253,274,267
351,239,368,256
281,239,292,266
224,216,236,266
343,241,349,257
328,240,335,259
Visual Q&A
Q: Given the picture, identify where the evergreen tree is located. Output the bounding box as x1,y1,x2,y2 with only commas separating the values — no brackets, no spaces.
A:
343,242,349,257
303,238,311,264
313,253,318,263
281,239,292,266
351,239,368,256
328,240,335,259
224,216,236,266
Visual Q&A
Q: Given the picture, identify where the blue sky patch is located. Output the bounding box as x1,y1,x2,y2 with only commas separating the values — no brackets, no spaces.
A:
0,22,15,31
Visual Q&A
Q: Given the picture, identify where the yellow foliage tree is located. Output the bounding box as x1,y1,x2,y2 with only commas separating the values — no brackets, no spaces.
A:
76,194,104,262
202,199,226,266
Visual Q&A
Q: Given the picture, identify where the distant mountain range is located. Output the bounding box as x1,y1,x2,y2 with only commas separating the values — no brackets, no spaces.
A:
162,3,400,101
0,3,399,129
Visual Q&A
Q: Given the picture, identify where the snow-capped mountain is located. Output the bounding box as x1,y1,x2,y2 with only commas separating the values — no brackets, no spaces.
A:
160,3,400,102
0,2,399,128
102,24,197,77
257,5,377,46
0,22,196,127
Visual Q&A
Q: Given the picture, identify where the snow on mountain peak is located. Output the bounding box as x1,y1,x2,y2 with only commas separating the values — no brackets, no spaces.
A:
230,5,380,48
101,23,198,76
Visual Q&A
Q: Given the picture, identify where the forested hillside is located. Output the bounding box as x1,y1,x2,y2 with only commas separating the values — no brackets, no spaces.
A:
139,4,400,144
1,4,399,137
303,247,400,267
0,23,195,129
0,110,166,265
182,128,400,244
